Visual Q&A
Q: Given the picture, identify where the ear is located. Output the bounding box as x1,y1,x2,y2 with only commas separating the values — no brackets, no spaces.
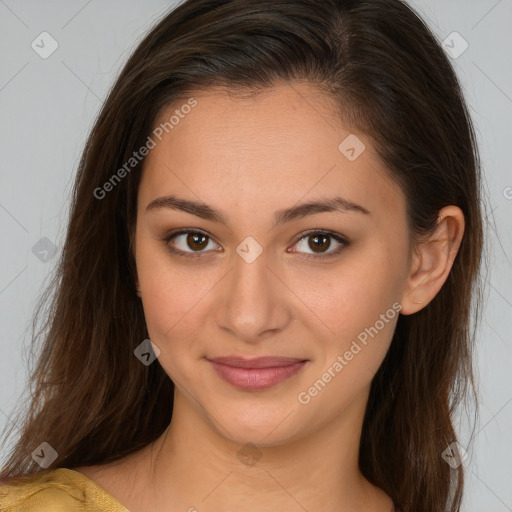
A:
400,205,465,315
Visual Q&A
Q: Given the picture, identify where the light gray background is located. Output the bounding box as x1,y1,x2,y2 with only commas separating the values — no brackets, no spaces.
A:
0,1,510,510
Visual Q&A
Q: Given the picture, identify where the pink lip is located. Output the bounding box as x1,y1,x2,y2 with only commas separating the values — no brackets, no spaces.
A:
207,356,308,391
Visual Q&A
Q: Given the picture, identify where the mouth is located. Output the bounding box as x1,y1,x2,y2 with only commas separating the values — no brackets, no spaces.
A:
206,356,308,391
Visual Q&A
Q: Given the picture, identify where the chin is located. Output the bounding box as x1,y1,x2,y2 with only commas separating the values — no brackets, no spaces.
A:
208,399,307,448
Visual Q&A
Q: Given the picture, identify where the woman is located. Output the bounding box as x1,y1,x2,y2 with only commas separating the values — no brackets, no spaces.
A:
0,0,484,511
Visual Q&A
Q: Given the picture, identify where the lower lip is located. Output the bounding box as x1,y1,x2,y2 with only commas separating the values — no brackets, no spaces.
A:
208,360,307,391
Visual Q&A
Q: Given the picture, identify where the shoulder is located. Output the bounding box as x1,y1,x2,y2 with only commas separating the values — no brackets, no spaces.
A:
0,467,128,511
0,469,85,511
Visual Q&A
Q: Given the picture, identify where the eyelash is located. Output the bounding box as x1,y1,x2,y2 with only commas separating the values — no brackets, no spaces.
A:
162,229,349,260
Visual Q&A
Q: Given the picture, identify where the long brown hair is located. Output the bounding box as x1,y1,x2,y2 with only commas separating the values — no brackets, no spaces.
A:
0,1,485,510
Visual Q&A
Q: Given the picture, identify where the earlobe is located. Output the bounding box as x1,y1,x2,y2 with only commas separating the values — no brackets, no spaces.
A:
400,206,465,315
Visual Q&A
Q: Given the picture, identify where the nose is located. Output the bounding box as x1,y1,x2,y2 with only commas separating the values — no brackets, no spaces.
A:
215,245,291,343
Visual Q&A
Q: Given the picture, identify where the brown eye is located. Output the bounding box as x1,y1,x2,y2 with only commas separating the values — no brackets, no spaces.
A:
164,230,220,256
185,232,209,251
308,234,331,253
291,231,348,259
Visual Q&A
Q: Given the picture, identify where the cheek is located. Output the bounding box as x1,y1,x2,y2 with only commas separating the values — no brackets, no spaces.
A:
307,241,404,370
137,274,203,385
135,232,195,347
296,268,401,411
310,252,399,321
135,230,224,377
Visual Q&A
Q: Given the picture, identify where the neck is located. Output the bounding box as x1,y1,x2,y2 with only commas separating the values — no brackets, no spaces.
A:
130,389,392,512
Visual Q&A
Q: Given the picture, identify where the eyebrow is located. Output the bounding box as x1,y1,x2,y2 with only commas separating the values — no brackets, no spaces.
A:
145,194,370,226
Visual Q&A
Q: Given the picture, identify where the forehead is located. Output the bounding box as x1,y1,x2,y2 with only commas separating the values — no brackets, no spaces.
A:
139,82,405,223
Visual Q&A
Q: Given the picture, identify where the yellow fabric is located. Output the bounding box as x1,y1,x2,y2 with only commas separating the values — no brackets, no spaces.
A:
0,468,129,511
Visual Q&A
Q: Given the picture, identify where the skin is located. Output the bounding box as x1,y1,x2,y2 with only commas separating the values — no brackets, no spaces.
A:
74,82,464,512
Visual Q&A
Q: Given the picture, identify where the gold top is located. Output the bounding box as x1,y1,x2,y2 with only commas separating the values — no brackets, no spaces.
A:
0,468,129,511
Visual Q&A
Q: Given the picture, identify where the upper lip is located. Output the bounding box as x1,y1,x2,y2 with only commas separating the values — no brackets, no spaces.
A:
207,356,307,368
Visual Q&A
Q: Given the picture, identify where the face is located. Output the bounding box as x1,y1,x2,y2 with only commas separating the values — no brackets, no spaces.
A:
134,82,412,447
